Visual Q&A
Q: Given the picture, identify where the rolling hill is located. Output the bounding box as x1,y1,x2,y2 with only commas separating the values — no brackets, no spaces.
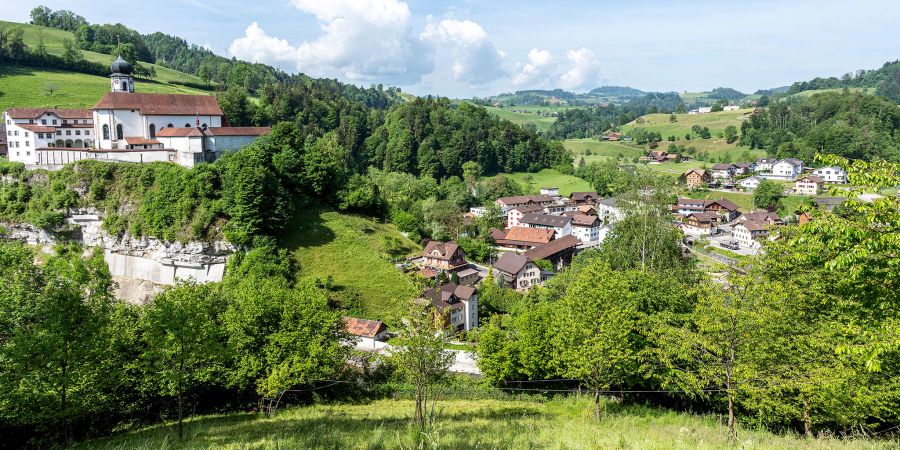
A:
0,20,213,111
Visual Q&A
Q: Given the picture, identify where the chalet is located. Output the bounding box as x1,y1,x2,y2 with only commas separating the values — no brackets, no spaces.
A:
754,158,776,172
733,221,769,250
494,227,555,251
739,176,763,191
569,214,603,243
711,163,738,179
798,211,812,225
681,212,719,235
569,191,599,205
523,235,581,271
794,175,824,196
576,204,598,216
520,213,573,237
496,194,553,211
811,166,846,184
643,151,669,163
422,283,478,331
736,210,783,226
597,197,625,224
506,203,544,228
344,317,388,348
675,197,709,215
675,198,740,221
493,252,542,290
684,168,711,189
421,241,468,273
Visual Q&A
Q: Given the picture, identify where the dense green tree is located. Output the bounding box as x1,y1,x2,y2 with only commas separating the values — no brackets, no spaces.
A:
752,179,784,210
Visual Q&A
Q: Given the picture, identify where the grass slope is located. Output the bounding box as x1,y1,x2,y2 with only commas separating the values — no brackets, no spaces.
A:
284,207,419,325
487,168,594,196
482,105,557,132
75,397,891,449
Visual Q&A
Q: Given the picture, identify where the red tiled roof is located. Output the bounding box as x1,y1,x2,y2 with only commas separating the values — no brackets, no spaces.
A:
156,127,204,137
422,241,461,260
343,317,387,338
524,235,580,261
502,226,555,244
124,137,161,146
17,124,56,133
207,126,270,136
571,214,600,227
93,92,224,116
5,108,91,119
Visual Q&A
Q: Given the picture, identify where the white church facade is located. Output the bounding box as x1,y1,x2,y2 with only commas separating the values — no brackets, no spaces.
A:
3,55,269,169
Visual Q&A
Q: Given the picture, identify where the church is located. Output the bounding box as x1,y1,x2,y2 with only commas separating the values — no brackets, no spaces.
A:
3,55,270,169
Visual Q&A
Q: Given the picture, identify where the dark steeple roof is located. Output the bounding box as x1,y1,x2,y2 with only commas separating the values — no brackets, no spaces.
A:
110,55,133,75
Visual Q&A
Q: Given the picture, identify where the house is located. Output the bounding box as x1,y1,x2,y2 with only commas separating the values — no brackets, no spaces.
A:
605,132,622,141
344,317,388,348
643,150,669,163
520,213,573,237
684,168,711,189
540,187,560,197
570,214,603,243
456,268,481,286
711,163,738,179
494,226,555,251
697,106,712,114
682,212,719,235
813,197,845,211
675,198,740,221
597,197,625,224
422,283,478,331
811,166,847,184
794,175,824,196
569,191,599,205
3,57,269,169
523,235,581,271
493,252,542,290
770,158,804,180
736,211,783,226
506,203,544,228
576,204,598,216
732,221,769,250
798,211,812,225
723,105,740,111
675,197,709,215
754,158,776,172
0,122,7,156
739,176,763,191
496,194,553,211
421,241,468,273
733,162,754,175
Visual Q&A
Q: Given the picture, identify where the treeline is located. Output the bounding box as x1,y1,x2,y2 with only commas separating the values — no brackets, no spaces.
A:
546,92,684,139
0,238,352,447
786,60,900,103
740,91,900,162
477,158,900,437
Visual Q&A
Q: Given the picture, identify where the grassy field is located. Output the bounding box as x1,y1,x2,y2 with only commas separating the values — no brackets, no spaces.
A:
698,190,755,211
621,109,749,141
283,207,420,326
482,105,558,132
785,87,876,100
75,397,894,449
487,168,594,195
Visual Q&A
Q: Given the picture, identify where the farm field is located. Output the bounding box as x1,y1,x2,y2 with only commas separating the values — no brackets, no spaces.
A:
487,168,594,195
564,138,645,165
482,105,557,132
284,207,420,326
74,397,893,450
620,108,749,140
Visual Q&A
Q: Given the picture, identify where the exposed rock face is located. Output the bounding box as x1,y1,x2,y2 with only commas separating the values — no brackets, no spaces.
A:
2,209,234,303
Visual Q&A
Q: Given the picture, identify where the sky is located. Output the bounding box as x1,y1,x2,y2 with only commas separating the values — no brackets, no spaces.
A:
3,0,900,98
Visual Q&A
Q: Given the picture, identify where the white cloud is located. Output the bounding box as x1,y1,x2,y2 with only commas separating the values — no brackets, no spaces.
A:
513,48,554,86
420,19,505,85
559,48,601,91
229,0,432,84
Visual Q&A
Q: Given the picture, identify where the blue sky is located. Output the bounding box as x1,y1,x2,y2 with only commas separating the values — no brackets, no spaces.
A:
3,0,900,97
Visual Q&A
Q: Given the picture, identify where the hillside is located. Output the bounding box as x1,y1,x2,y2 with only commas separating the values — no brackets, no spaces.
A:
74,397,891,449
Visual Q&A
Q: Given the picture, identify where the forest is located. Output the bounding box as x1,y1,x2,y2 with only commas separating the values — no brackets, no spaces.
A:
545,92,685,139
786,60,900,103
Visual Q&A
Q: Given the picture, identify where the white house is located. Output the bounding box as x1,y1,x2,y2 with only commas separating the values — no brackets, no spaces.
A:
733,221,768,250
505,203,544,228
697,106,712,114
768,158,804,180
811,166,847,184
711,163,738,179
739,176,763,191
723,105,740,111
520,213,572,237
570,214,602,243
344,317,388,349
3,55,269,169
597,197,624,224
754,158,776,172
493,252,542,291
794,175,824,196
540,187,560,197
423,283,478,331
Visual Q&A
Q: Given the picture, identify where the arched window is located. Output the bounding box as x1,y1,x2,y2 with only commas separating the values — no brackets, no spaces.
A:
102,124,109,140
65,139,74,148
201,123,208,130
122,81,128,91
56,139,64,147
116,124,123,140
74,139,83,148
149,124,156,138
84,140,92,148
167,123,173,128
184,123,191,128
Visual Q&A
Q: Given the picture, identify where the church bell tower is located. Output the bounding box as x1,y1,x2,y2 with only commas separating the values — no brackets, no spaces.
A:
110,55,134,93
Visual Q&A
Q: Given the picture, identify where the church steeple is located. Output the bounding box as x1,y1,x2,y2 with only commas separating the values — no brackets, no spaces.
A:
110,55,134,93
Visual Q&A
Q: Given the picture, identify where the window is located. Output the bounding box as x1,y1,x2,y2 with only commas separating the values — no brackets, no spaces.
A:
56,131,61,136
102,125,109,140
24,132,29,137
52,119,57,125
75,130,81,136
167,123,173,128
84,130,90,135
149,124,156,138
25,141,29,147
66,130,71,136
116,124,123,140
185,123,191,128
122,81,128,91
14,131,18,136
26,152,30,156
29,119,34,124
63,120,67,124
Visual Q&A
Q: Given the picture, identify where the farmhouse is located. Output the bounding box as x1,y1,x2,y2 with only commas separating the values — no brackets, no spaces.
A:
794,175,824,196
3,56,270,169
344,317,389,347
494,227,555,251
711,163,738,179
496,194,554,211
675,198,740,221
733,221,769,250
569,191,599,205
684,169,711,189
421,241,468,274
681,212,719,236
493,252,543,291
736,210,783,226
